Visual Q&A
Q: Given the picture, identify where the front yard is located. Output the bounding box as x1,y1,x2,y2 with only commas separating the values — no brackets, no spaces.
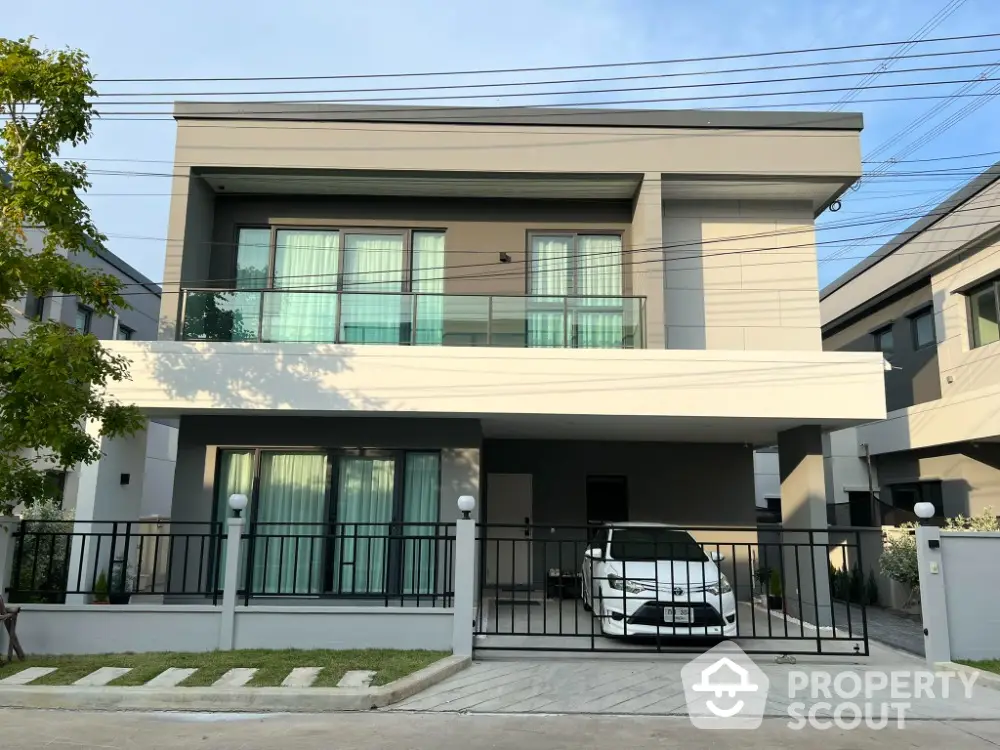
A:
0,649,448,687
959,660,1000,676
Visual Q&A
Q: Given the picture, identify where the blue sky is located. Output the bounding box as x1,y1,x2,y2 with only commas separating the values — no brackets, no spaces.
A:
8,0,1000,286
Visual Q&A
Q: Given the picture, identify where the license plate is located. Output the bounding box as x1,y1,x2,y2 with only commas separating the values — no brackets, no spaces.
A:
663,606,692,624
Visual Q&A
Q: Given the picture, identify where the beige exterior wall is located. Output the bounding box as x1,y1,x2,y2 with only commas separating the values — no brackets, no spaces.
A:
663,201,821,350
931,233,1000,397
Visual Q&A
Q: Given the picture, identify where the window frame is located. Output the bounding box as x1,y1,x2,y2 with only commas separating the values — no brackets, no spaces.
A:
117,324,134,341
212,445,443,599
909,307,935,350
872,324,894,354
966,279,1000,349
233,225,447,294
75,305,92,334
525,230,625,297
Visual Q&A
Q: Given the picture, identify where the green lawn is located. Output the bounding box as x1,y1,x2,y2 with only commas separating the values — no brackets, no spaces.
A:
958,660,1000,676
0,649,448,687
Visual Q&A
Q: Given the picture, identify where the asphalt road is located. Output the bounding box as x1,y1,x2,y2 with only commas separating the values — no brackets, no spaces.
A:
3,709,1000,749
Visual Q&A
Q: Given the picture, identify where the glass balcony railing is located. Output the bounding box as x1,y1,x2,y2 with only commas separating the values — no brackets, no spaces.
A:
180,289,645,349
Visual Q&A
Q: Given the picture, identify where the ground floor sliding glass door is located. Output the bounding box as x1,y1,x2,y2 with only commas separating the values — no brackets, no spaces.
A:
214,448,441,598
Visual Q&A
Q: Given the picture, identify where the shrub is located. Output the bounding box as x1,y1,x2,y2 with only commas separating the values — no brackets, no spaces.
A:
880,523,919,588
13,499,72,603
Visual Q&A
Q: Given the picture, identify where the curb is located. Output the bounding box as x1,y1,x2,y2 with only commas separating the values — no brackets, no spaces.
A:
935,661,1000,692
0,655,470,712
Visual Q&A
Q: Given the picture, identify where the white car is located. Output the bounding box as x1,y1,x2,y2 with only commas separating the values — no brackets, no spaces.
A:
581,523,738,638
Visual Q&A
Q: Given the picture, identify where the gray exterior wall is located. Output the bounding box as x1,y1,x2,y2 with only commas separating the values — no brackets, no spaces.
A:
58,249,161,340
483,439,757,593
823,280,941,411
874,443,1000,518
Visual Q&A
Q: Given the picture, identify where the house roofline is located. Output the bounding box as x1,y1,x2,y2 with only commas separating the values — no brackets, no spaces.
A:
172,101,864,131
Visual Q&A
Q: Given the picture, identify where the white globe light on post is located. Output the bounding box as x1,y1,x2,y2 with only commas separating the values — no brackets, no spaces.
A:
913,501,936,521
457,495,476,520
228,493,249,519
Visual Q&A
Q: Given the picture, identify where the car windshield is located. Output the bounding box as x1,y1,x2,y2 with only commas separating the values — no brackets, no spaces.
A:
609,528,707,562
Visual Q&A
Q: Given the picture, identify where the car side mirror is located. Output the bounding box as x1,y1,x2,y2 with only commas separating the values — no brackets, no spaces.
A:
710,551,725,562
585,547,604,560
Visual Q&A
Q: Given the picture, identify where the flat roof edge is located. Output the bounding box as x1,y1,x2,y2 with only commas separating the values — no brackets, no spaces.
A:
172,101,864,131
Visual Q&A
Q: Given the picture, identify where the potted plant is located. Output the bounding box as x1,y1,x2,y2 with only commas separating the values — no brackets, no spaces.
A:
109,558,135,605
92,571,109,604
767,567,784,610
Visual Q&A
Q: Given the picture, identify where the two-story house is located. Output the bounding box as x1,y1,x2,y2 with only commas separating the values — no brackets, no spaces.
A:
76,103,886,606
821,161,1000,524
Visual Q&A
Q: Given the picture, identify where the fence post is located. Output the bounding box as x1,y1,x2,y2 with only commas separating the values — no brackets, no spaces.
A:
218,516,244,651
452,497,476,658
915,525,951,666
0,516,18,598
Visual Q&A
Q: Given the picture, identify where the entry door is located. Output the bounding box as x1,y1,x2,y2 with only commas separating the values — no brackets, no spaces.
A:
485,473,533,589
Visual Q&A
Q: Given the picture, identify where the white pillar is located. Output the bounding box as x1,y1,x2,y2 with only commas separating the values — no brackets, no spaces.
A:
0,516,17,656
915,525,951,666
452,503,477,658
218,516,244,651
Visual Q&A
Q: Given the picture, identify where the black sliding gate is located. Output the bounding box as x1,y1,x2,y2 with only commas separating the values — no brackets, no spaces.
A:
474,524,870,656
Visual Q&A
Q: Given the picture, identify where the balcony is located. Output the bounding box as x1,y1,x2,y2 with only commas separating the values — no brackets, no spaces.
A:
180,289,646,349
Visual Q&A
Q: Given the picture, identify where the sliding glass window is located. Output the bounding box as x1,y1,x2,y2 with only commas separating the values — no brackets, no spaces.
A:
529,233,625,348
214,448,440,598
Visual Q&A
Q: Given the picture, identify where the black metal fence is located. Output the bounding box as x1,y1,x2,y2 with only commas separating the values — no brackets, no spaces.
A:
5,520,456,608
475,524,870,655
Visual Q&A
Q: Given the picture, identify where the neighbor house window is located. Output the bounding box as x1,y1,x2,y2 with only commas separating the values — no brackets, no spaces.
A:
117,324,134,340
910,308,935,349
74,305,92,334
968,280,1000,348
873,325,894,353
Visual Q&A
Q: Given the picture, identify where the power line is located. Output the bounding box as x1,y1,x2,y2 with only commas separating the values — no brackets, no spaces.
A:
93,31,1000,83
90,44,1000,99
88,60,1000,106
828,0,969,111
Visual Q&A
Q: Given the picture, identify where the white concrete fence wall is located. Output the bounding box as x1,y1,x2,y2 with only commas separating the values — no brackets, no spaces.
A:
0,515,476,657
917,527,1000,664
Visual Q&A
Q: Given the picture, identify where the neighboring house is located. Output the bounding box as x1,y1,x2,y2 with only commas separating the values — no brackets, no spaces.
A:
5,227,177,517
819,160,1000,524
76,103,886,600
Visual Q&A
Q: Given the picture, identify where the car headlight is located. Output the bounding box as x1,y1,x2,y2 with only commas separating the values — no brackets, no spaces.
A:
706,575,733,596
606,574,645,594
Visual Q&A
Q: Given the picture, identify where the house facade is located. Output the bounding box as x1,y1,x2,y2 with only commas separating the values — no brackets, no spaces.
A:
6,230,176,517
820,161,1000,525
73,103,886,603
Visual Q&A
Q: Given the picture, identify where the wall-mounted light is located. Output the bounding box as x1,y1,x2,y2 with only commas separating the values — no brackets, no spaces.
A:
499,252,511,263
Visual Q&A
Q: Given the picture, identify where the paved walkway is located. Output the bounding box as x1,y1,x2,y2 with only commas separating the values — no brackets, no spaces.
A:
392,644,1000,720
833,602,924,655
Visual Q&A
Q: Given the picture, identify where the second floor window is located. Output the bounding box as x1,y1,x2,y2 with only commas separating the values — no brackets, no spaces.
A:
873,325,893,354
75,305,92,334
117,324,134,340
910,308,935,349
968,280,1000,348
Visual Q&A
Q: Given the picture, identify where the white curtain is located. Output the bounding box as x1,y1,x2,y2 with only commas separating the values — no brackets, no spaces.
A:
214,450,255,590
402,454,440,595
528,236,571,347
334,457,395,594
252,452,328,595
262,230,340,343
341,234,405,343
575,235,624,348
412,232,446,345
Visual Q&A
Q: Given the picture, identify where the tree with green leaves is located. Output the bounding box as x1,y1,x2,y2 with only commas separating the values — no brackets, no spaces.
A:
0,37,143,513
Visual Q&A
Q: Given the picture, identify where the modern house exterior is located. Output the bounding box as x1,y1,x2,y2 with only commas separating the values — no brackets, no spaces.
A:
820,161,1000,525
63,103,887,612
5,230,176,517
